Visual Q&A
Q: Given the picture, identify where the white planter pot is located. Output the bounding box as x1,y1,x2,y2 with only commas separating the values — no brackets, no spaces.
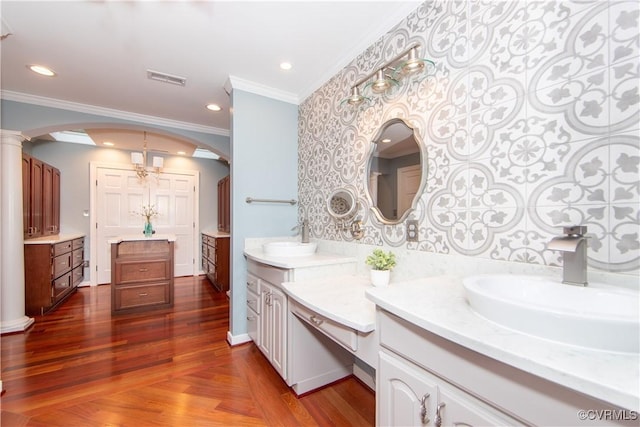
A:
371,269,391,287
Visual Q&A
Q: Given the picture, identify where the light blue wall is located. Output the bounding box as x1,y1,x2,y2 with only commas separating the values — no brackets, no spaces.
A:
229,89,298,337
1,100,230,159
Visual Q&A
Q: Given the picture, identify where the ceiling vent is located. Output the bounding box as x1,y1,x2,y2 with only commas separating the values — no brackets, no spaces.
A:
146,69,187,86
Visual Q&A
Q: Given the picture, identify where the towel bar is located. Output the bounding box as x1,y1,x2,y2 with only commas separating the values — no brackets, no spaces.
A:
245,197,297,205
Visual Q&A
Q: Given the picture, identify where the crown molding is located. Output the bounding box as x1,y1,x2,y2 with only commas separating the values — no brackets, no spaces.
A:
224,76,299,105
1,90,230,137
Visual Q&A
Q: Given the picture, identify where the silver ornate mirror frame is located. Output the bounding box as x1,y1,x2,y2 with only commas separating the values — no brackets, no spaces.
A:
365,117,427,225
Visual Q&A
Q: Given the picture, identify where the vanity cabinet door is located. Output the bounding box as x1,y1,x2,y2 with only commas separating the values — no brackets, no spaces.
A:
378,351,437,426
259,280,287,381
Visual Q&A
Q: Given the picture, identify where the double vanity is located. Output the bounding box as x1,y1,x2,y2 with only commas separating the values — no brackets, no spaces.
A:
244,238,639,426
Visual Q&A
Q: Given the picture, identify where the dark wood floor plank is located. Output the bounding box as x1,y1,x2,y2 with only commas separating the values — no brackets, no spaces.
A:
1,275,375,426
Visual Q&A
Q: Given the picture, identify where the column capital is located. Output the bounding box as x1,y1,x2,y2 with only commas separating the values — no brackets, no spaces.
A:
1,129,30,147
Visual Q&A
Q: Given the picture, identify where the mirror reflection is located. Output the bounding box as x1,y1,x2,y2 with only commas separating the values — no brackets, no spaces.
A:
367,118,423,224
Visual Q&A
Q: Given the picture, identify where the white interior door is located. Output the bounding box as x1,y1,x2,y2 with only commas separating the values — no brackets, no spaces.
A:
92,164,197,285
397,164,421,215
152,174,195,277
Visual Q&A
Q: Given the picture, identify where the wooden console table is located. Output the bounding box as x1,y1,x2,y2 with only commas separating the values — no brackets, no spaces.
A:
110,235,175,315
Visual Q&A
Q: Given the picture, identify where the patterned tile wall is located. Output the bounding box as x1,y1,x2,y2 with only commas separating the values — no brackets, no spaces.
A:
298,0,640,275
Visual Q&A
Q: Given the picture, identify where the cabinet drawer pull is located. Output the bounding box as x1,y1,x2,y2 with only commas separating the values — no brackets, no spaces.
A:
309,315,324,326
434,402,446,427
138,293,148,297
139,268,148,272
420,393,430,424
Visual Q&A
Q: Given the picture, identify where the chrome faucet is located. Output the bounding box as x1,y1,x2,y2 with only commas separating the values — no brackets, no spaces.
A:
547,225,589,286
292,219,311,243
301,219,310,244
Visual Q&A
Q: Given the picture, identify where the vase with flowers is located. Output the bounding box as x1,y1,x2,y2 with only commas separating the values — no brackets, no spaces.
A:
135,204,159,237
365,249,396,287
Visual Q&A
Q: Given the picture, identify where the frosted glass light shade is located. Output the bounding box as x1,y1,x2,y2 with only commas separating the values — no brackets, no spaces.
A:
131,152,144,165
152,156,164,168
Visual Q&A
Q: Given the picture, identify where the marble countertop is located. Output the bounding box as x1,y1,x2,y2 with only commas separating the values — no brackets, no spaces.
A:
24,233,85,244
202,230,230,238
244,247,356,269
366,276,640,412
107,234,177,244
282,275,376,333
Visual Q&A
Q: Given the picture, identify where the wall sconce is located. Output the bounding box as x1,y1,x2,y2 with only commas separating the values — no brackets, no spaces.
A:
131,131,163,180
340,43,434,108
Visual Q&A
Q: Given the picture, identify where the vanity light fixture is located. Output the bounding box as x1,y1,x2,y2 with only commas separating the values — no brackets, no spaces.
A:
131,131,163,181
339,86,371,107
28,64,56,77
339,43,434,109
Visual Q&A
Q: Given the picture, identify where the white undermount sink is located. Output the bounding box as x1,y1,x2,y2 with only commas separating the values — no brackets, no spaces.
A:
462,275,639,353
262,241,318,257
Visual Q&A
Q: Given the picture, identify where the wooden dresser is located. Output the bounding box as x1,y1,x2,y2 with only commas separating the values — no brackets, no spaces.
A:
24,234,85,316
201,232,230,292
110,236,175,315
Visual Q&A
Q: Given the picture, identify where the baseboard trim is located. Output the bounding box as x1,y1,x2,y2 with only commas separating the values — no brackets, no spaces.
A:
353,363,376,391
226,331,252,346
0,316,34,335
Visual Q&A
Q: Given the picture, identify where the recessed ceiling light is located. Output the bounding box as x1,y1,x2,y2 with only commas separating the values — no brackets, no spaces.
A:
177,151,186,155
28,64,56,77
206,103,222,112
381,138,391,143
280,62,292,71
103,142,114,147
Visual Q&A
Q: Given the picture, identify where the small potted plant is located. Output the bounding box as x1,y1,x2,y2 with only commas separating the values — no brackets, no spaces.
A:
365,249,396,287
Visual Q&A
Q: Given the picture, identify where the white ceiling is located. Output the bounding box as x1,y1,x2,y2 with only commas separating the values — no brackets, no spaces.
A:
0,0,422,144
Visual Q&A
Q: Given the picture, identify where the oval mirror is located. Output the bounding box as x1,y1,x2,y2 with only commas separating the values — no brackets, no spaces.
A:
366,118,425,224
327,188,357,220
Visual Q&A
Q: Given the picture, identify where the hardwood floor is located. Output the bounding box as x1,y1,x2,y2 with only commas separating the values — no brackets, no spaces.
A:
1,276,375,426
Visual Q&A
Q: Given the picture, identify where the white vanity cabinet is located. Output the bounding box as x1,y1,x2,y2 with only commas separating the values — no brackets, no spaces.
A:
376,308,637,427
246,273,260,344
259,280,288,379
378,351,517,426
248,259,291,381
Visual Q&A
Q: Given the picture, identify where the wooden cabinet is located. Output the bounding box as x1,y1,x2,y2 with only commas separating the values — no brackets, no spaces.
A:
25,236,84,316
201,233,229,292
217,175,230,233
42,163,61,235
22,152,60,239
111,239,174,315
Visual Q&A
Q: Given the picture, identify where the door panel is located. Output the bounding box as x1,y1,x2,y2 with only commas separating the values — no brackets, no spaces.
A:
95,166,196,284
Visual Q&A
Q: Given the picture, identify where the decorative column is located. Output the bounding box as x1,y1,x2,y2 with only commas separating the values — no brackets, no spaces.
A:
0,130,34,333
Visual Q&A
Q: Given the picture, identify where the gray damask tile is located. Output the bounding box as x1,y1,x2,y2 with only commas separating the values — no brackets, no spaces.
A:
609,1,640,67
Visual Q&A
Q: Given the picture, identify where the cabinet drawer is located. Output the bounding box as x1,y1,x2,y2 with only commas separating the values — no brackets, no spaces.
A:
247,259,289,286
114,282,170,310
72,238,84,250
247,289,260,314
52,271,72,300
290,300,358,352
72,248,84,268
53,240,72,257
72,265,84,286
247,274,260,295
53,253,72,278
247,305,259,343
115,259,170,284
